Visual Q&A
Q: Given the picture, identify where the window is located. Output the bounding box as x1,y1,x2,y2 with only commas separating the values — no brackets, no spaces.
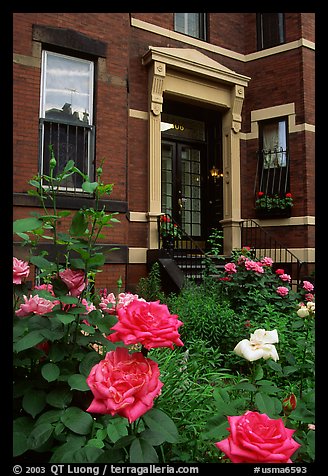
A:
256,118,290,195
39,50,95,191
174,13,207,40
257,13,285,50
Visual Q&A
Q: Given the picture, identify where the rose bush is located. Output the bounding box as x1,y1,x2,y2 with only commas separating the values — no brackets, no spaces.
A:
86,347,163,423
215,411,300,463
13,160,180,464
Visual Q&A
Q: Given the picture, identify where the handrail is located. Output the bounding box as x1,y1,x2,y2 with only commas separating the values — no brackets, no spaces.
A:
241,219,303,286
157,214,206,281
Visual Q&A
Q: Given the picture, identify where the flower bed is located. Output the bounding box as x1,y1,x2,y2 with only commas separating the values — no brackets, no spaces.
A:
13,162,315,464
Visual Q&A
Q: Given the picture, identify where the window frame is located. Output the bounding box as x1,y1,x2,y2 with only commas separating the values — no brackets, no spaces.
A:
39,50,95,192
256,13,285,50
174,13,207,41
256,117,290,197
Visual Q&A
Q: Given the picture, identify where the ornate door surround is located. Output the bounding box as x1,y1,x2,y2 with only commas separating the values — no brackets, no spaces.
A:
142,47,250,255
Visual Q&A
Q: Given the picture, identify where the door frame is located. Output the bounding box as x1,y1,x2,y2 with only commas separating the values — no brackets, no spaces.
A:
143,46,250,254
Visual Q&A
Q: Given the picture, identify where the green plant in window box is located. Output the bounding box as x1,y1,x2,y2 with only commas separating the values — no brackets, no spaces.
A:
255,192,294,211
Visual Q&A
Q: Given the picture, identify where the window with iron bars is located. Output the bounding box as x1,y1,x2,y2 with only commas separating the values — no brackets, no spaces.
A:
255,118,290,199
39,50,95,192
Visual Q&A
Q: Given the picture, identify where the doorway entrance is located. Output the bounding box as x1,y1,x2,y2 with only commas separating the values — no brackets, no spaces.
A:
161,101,223,246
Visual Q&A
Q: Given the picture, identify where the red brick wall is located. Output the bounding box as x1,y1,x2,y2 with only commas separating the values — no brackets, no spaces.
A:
13,13,315,291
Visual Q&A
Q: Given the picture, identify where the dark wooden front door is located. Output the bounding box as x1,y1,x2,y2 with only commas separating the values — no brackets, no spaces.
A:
161,140,205,239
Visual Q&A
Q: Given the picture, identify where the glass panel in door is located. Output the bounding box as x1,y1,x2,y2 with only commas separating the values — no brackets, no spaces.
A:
161,142,174,216
179,145,201,237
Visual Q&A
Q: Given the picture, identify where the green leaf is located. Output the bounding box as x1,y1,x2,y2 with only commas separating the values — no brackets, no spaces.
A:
79,351,102,377
70,446,104,463
106,418,129,443
27,423,54,450
70,258,86,270
14,330,44,353
61,407,93,435
82,181,98,193
88,253,105,268
70,211,88,236
46,387,72,409
283,365,299,376
59,295,80,305
234,382,257,392
54,312,76,325
13,432,28,456
41,363,60,382
142,408,178,443
254,363,264,381
129,438,159,464
36,409,64,425
29,255,56,270
22,389,47,418
140,429,166,446
201,414,230,441
68,374,90,391
86,438,105,448
254,392,276,417
95,448,125,463
13,217,43,233
266,360,283,374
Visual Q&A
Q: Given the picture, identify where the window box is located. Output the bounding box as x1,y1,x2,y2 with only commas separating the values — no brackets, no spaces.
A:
255,206,292,219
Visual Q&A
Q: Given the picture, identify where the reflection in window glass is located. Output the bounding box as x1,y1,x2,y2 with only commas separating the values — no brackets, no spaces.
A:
174,13,206,40
41,51,93,125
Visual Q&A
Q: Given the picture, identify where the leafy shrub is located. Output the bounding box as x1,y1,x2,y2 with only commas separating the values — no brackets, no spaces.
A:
166,280,246,354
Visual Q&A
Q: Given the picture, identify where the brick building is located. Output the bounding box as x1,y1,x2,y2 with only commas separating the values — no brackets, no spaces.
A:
13,13,315,292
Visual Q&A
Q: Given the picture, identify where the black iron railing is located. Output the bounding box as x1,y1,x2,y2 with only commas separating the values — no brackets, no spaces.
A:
157,214,206,281
254,147,290,201
241,219,303,286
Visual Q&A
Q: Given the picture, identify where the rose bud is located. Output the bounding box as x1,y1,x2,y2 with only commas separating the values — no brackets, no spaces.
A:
282,394,297,415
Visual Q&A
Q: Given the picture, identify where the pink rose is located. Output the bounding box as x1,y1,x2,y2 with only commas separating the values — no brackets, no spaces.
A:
15,294,55,317
224,262,237,274
34,283,55,296
276,286,289,297
304,293,314,302
279,273,291,283
99,292,145,315
13,257,30,284
107,300,184,350
302,280,314,292
59,268,86,297
215,411,300,463
261,257,273,267
86,347,163,423
244,259,264,274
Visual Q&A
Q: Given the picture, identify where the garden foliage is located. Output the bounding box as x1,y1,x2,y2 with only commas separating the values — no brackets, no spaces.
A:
13,161,315,464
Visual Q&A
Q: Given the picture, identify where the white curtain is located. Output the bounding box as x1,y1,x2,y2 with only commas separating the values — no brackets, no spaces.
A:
263,120,286,168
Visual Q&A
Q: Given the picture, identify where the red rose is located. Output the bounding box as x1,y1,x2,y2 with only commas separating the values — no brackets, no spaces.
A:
215,411,300,463
107,300,184,350
285,192,292,198
257,191,264,197
86,347,163,423
275,268,285,275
